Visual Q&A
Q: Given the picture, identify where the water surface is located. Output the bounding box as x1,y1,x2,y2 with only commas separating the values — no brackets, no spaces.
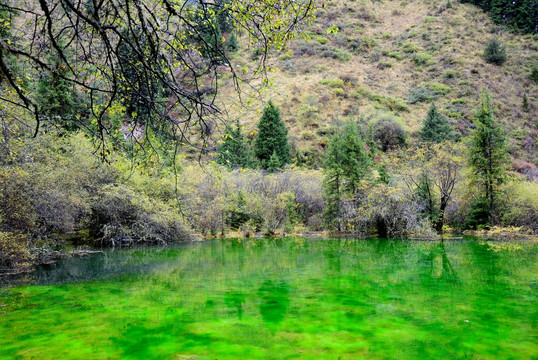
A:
1,238,536,359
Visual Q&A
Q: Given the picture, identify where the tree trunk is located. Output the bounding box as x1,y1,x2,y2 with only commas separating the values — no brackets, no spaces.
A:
376,217,388,238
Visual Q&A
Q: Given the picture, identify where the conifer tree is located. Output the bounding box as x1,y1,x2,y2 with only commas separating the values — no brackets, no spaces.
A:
483,38,506,65
227,33,239,52
322,120,372,229
266,151,281,173
201,19,224,61
468,91,509,225
36,53,80,131
377,164,391,184
227,190,249,230
460,0,537,34
254,101,290,169
531,67,538,83
322,128,345,230
419,103,454,143
339,120,372,193
216,119,256,169
522,93,529,112
117,28,164,127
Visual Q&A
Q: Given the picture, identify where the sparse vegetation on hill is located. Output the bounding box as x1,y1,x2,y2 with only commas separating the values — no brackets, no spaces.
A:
214,0,537,172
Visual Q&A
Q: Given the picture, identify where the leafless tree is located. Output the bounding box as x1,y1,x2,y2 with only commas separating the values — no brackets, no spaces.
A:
0,0,315,155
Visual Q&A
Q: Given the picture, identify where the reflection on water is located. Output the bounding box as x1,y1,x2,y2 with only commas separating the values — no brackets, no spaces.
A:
258,280,290,327
224,290,245,320
0,237,536,360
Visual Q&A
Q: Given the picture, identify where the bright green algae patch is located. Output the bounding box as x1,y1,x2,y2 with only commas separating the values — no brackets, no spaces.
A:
0,238,537,359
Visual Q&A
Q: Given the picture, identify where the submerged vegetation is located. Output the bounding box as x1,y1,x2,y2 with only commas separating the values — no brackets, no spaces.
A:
1,238,537,359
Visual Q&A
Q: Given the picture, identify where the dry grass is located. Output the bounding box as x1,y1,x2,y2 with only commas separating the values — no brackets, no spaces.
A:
213,0,538,166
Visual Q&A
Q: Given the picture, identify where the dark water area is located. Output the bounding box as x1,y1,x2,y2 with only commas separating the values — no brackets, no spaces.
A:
0,237,536,359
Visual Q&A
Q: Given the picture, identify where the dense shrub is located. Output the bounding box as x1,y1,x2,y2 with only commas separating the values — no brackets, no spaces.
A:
372,116,407,152
408,86,436,104
0,133,116,236
0,167,35,232
408,84,450,104
0,232,33,272
179,166,323,236
355,184,430,237
413,52,434,66
294,148,323,168
502,182,538,232
90,185,191,246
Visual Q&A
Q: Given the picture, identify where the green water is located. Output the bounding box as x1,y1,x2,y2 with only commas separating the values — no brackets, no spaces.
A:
0,238,536,359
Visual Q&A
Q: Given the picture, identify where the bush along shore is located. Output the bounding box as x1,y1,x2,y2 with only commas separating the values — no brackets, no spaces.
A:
1,94,537,275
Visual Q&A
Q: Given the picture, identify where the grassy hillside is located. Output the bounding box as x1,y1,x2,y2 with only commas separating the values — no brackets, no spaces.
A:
216,0,537,171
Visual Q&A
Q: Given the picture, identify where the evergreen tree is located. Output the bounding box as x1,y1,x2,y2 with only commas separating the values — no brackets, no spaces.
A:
266,151,281,173
254,101,290,169
215,0,234,33
460,0,537,34
216,119,256,169
117,28,164,127
468,91,509,225
227,33,239,52
189,7,226,62
522,93,529,112
227,190,249,230
339,120,372,192
377,164,391,184
322,120,372,230
419,103,454,143
464,198,490,229
36,52,80,131
531,67,538,83
483,38,506,65
201,19,224,61
322,128,345,230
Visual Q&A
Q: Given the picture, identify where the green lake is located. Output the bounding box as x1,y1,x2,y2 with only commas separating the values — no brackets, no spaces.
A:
0,238,536,359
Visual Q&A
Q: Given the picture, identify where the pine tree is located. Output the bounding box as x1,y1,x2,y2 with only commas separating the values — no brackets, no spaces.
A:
483,38,506,65
531,67,538,83
36,53,80,131
194,12,225,61
216,119,256,169
377,164,391,184
227,190,249,230
460,0,537,34
215,0,233,33
322,120,372,230
117,28,164,127
322,128,345,230
522,93,529,112
339,120,372,193
468,91,509,225
266,151,281,173
419,103,454,143
254,101,290,169
227,32,239,52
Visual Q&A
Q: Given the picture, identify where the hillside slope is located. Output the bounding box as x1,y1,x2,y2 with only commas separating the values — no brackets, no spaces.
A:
215,0,537,172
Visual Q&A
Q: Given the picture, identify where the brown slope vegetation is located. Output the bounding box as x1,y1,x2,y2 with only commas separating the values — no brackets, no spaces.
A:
212,0,537,171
